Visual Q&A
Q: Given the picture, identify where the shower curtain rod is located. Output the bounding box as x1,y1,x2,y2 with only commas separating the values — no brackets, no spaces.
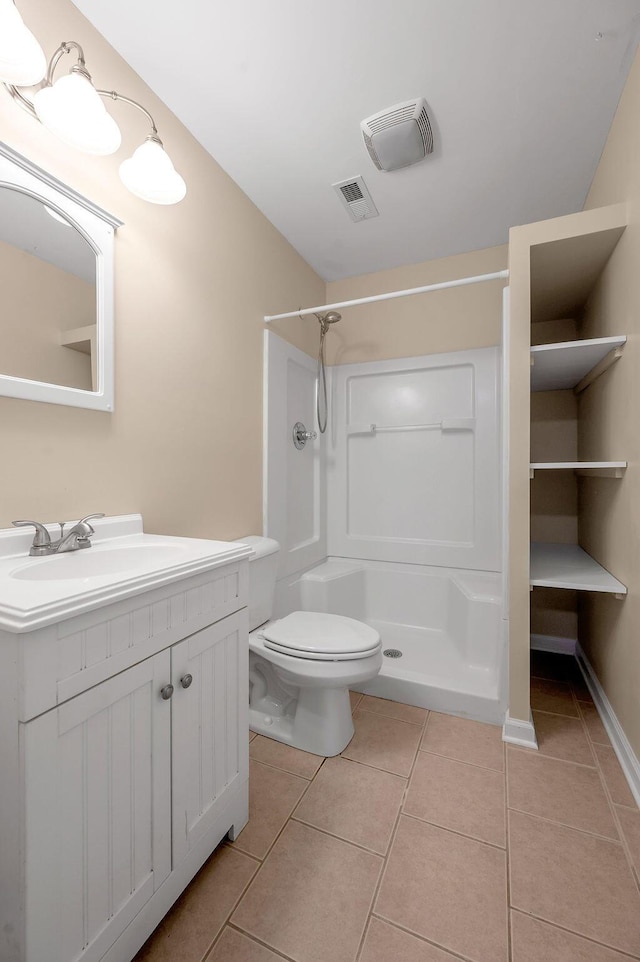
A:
263,269,509,322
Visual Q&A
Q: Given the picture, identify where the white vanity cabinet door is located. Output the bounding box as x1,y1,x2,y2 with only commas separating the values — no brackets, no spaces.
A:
22,652,172,962
171,609,249,862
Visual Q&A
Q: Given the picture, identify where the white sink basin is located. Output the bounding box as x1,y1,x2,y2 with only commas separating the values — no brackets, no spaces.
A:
11,544,189,581
0,513,253,632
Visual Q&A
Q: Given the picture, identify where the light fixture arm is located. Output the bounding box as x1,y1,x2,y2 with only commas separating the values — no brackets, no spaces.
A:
4,40,89,119
97,90,160,140
46,40,87,86
0,9,186,204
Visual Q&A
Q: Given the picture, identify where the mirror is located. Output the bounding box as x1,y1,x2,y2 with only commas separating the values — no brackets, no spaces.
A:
0,187,97,391
0,143,122,411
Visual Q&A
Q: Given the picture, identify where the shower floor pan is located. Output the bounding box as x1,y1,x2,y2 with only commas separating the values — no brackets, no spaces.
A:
297,558,506,725
356,621,503,724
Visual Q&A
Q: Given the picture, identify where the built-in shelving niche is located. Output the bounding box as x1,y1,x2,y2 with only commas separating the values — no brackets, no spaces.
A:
530,335,626,393
530,542,626,597
529,329,627,603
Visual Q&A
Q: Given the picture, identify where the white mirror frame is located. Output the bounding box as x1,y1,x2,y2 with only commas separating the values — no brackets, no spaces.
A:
0,142,122,411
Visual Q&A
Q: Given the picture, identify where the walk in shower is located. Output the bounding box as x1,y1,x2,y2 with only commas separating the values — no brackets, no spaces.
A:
263,329,506,724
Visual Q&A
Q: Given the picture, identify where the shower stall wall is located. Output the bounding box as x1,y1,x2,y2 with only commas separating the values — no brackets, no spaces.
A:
263,330,506,723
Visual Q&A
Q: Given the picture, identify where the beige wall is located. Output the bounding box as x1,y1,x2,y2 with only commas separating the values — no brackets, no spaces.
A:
0,239,95,389
579,48,640,756
0,0,324,537
324,245,507,364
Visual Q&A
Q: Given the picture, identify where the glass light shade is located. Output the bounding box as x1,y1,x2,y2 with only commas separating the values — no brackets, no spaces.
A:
0,0,46,86
119,140,186,205
33,72,122,155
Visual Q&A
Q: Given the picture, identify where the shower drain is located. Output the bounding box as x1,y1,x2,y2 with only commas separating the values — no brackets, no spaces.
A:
383,648,403,659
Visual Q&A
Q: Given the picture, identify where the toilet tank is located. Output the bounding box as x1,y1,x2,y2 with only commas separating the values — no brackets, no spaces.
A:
234,536,280,630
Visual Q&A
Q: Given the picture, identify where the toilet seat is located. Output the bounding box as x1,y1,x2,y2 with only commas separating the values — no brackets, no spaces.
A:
261,611,381,662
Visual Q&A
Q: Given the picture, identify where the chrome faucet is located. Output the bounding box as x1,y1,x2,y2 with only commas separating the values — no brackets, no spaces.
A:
12,514,105,556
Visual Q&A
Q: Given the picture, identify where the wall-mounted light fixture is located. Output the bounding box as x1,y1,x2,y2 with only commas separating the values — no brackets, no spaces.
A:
0,0,186,204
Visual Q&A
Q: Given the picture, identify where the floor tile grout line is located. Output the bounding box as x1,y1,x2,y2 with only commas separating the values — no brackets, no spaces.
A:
509,908,640,962
591,746,640,896
398,809,507,852
196,849,264,962
340,749,419,779
530,704,586,721
231,755,325,865
417,745,505,775
508,805,640,935
533,654,640,901
505,803,623,845
531,707,598,769
246,753,322,781
220,754,337,953
507,741,600,772
220,921,300,962
354,915,375,962
509,901,640,960
354,722,426,962
504,740,513,962
370,911,485,962
288,813,393,859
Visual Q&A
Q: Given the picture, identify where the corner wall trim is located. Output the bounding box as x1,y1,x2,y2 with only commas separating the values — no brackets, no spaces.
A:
575,643,640,807
530,633,577,655
503,711,538,750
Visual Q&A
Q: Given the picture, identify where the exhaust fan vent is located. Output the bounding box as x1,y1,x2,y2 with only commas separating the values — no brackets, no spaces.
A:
332,175,379,223
361,98,434,172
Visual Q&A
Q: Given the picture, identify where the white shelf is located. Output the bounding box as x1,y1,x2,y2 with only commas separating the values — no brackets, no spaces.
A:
530,335,626,392
530,461,627,479
59,325,96,356
530,542,626,595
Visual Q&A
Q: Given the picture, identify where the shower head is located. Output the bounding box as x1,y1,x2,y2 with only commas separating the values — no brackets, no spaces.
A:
315,310,342,332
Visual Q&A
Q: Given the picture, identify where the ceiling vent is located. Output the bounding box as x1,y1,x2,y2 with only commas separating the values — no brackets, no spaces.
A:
332,175,379,223
361,98,434,172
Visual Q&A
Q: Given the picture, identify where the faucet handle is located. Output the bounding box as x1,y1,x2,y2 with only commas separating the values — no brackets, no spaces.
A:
74,513,105,537
12,520,52,547
78,513,105,527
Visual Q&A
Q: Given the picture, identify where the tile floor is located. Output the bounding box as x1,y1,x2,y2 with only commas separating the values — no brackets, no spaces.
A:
135,652,640,962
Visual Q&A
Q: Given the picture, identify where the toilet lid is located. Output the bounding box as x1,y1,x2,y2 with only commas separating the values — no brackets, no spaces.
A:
262,611,380,658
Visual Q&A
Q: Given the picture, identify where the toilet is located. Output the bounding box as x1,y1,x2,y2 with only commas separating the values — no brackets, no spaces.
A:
238,536,382,756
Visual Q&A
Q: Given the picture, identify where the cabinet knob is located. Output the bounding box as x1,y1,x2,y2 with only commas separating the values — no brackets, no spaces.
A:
180,674,193,689
160,684,174,700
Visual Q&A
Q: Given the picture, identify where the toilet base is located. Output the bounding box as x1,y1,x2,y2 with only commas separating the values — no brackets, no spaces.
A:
249,685,354,757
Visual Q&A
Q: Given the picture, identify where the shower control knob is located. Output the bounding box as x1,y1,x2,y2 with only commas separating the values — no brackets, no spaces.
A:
180,674,193,689
293,422,317,449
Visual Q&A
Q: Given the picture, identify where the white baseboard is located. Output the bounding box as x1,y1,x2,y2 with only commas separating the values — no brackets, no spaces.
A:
576,642,640,808
530,633,576,655
503,711,538,750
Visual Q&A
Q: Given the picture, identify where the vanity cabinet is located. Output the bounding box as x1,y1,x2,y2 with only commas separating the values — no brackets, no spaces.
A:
23,650,173,962
0,549,250,962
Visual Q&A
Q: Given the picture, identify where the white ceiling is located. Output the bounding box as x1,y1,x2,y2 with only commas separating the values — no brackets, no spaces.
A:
72,0,640,281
